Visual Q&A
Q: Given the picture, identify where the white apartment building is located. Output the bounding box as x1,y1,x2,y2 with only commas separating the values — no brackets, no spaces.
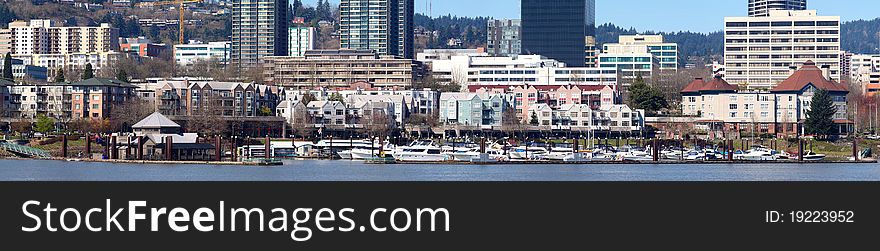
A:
429,55,617,92
416,49,488,64
288,26,315,57
4,20,120,77
849,54,880,84
602,34,678,70
174,41,232,66
724,10,841,89
529,103,645,133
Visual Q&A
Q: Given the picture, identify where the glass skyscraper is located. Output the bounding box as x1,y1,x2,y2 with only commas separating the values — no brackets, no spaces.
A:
340,0,414,59
521,0,595,67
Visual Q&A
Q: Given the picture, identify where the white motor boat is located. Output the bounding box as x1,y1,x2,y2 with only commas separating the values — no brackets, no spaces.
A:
445,148,479,162
802,151,826,161
395,145,447,162
337,150,353,159
736,147,778,161
546,147,575,161
508,146,549,160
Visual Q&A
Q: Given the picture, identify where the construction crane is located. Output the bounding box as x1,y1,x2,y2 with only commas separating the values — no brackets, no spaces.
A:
136,0,203,45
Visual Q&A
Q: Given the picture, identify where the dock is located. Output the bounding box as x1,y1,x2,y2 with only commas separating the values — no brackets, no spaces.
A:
379,159,879,165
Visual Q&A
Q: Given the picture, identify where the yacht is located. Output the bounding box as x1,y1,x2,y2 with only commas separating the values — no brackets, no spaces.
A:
509,146,549,160
735,147,778,161
447,148,508,162
394,140,447,162
546,147,576,161
350,144,395,160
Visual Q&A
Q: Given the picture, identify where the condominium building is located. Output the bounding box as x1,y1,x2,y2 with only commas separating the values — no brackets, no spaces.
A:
4,78,136,120
0,28,12,55
521,0,595,67
231,0,288,69
849,54,880,96
288,26,315,57
154,79,279,117
439,92,512,127
429,54,617,91
603,34,678,70
681,61,851,136
339,0,414,59
174,41,232,66
529,103,645,133
724,10,840,89
0,58,48,81
474,84,617,123
487,19,521,57
263,49,420,90
3,20,120,77
748,0,807,17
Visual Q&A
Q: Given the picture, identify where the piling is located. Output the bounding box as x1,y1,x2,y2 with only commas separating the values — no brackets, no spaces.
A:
165,136,174,161
798,139,804,161
480,137,486,154
727,139,734,161
60,134,68,158
85,133,91,159
265,135,271,159
110,136,118,160
652,140,659,162
231,137,238,161
852,137,859,161
215,137,222,162
136,136,144,160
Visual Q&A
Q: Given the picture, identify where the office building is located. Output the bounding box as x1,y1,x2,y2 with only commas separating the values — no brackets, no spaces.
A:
339,0,414,59
263,49,420,90
174,41,232,66
748,0,807,17
416,48,488,64
288,26,315,57
487,19,522,57
119,37,167,58
231,0,288,69
603,34,678,70
429,54,617,92
521,0,595,67
724,10,840,89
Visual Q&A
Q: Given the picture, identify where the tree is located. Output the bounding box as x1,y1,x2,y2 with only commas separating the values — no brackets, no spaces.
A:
82,63,94,80
805,89,838,139
34,114,56,134
108,99,155,132
259,106,273,116
529,111,539,126
11,120,32,137
301,93,317,105
328,93,345,104
54,68,66,83
3,52,13,80
628,75,669,115
116,69,129,82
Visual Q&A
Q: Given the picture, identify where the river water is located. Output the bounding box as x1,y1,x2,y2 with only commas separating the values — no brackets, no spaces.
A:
1,159,879,181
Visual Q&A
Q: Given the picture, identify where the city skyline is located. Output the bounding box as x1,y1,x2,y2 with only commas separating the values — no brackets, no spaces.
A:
302,0,880,33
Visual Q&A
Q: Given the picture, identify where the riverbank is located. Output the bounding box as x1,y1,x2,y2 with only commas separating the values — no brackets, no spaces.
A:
0,156,267,166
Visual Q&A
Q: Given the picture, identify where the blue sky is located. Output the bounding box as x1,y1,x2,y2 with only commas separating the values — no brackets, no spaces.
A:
302,0,880,33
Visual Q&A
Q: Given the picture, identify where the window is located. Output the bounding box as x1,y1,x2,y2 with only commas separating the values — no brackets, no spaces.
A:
92,104,99,109
729,104,738,110
92,95,99,101
760,104,769,110
730,112,737,118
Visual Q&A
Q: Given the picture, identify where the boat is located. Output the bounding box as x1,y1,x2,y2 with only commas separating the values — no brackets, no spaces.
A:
394,140,447,162
349,143,396,160
802,151,826,161
337,150,353,159
546,147,576,161
509,146,549,160
735,147,778,161
395,146,447,162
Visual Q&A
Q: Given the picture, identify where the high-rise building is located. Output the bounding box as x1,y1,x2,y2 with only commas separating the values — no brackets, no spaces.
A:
487,19,521,57
521,0,595,67
288,26,315,57
748,0,807,17
724,10,840,89
231,0,288,69
3,20,120,77
339,0,414,59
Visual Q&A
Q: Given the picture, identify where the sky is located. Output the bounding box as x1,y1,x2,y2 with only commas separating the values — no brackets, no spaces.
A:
302,0,880,33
